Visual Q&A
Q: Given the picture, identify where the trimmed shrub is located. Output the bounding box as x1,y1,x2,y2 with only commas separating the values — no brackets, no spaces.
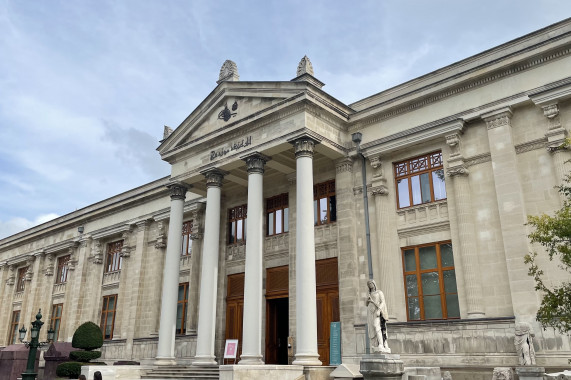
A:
56,362,82,379
70,350,102,362
72,322,103,351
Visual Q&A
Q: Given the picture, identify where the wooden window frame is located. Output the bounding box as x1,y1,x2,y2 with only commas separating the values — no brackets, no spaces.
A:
177,282,189,334
16,267,27,292
394,151,446,209
181,221,193,257
313,180,336,226
8,310,20,345
100,294,117,340
401,241,459,321
55,255,70,284
228,204,247,245
105,240,123,273
50,304,63,341
266,193,289,236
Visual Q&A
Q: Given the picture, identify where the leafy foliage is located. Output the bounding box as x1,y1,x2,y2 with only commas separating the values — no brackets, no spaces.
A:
56,361,82,379
70,350,102,362
72,322,103,351
526,169,571,334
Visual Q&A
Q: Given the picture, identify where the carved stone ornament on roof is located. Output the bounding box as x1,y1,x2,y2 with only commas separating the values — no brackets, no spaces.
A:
163,125,174,140
297,55,314,77
217,60,239,84
44,253,54,276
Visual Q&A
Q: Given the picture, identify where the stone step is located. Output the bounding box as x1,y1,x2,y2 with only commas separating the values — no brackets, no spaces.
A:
142,365,219,380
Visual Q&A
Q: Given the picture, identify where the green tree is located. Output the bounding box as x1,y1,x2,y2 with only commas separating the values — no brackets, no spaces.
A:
525,172,571,334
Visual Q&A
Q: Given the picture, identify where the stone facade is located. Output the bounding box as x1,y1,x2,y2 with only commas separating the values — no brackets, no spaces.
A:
2,19,571,377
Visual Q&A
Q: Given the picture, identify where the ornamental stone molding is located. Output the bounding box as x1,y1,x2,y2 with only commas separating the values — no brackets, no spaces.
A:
482,108,512,130
296,55,314,77
492,367,513,380
446,164,469,177
155,221,167,249
44,253,54,276
24,258,35,281
445,132,463,160
335,158,353,174
91,239,103,264
6,265,15,285
167,183,188,201
369,156,383,178
203,169,226,188
187,202,206,240
371,185,389,196
242,152,271,174
120,229,134,258
217,59,239,84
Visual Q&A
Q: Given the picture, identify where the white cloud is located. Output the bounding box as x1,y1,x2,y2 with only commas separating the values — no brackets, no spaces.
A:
0,213,59,240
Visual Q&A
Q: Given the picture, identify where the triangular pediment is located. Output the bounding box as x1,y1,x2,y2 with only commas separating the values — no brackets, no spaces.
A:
158,81,312,159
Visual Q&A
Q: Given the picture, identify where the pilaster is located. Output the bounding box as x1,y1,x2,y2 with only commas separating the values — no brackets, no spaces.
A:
66,237,91,340
0,263,10,345
186,203,205,335
482,108,538,319
445,131,485,318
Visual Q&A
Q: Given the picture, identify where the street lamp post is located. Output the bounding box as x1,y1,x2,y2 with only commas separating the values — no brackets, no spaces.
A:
19,309,55,380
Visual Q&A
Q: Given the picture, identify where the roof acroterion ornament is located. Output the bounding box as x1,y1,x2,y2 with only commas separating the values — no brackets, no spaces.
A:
292,55,324,89
217,60,240,84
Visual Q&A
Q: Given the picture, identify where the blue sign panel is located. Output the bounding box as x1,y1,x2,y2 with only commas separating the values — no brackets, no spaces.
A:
330,321,341,365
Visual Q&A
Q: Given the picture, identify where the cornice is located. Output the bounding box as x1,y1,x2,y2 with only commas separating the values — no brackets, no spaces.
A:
44,239,80,255
528,81,571,106
91,223,135,240
6,253,34,266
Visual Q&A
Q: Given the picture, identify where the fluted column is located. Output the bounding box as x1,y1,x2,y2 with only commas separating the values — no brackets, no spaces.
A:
156,183,188,365
369,156,402,321
290,136,322,366
445,132,485,318
239,153,270,364
193,169,225,366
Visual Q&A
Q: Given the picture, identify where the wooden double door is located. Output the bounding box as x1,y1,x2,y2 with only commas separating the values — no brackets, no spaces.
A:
224,258,339,365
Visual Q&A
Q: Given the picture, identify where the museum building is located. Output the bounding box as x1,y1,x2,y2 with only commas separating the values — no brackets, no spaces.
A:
1,18,571,378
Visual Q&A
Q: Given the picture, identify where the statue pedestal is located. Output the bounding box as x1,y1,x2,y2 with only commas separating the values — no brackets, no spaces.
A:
360,354,404,380
516,367,545,380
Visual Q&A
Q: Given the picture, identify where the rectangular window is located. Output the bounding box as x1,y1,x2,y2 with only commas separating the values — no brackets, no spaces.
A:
105,240,123,273
313,180,336,226
8,310,20,345
177,283,189,334
228,205,247,244
394,152,446,209
100,295,117,340
56,255,70,284
16,267,27,292
266,193,289,236
50,304,63,341
402,241,459,321
181,221,193,256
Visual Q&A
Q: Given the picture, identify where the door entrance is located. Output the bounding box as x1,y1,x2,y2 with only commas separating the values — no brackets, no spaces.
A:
265,297,289,364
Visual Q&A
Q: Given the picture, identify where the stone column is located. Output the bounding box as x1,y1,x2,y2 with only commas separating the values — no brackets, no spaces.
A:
542,103,570,203
369,156,402,321
156,183,188,365
483,108,537,318
290,136,322,366
445,132,485,318
193,169,225,366
239,153,269,364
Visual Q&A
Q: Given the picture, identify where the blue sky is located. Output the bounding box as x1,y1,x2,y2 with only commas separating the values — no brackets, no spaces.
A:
0,0,570,239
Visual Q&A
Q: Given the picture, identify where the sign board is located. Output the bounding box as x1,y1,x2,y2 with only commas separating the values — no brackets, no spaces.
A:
330,322,341,365
224,339,239,359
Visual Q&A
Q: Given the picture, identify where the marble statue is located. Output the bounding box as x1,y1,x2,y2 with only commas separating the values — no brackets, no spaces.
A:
366,279,390,353
514,322,536,365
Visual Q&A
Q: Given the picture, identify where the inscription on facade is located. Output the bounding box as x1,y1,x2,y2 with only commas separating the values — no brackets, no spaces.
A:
210,136,252,161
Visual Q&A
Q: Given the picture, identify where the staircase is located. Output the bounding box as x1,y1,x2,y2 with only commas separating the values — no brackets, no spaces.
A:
142,365,219,380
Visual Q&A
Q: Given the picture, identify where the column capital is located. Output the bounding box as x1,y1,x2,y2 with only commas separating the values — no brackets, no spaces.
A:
242,152,271,174
446,164,469,177
288,135,321,158
202,168,227,188
335,157,353,174
167,183,188,201
482,107,512,130
371,185,389,196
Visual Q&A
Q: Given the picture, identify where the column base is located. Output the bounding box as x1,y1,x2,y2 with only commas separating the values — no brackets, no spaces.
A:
154,357,177,366
516,367,545,380
292,353,322,366
192,355,218,366
238,354,264,365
